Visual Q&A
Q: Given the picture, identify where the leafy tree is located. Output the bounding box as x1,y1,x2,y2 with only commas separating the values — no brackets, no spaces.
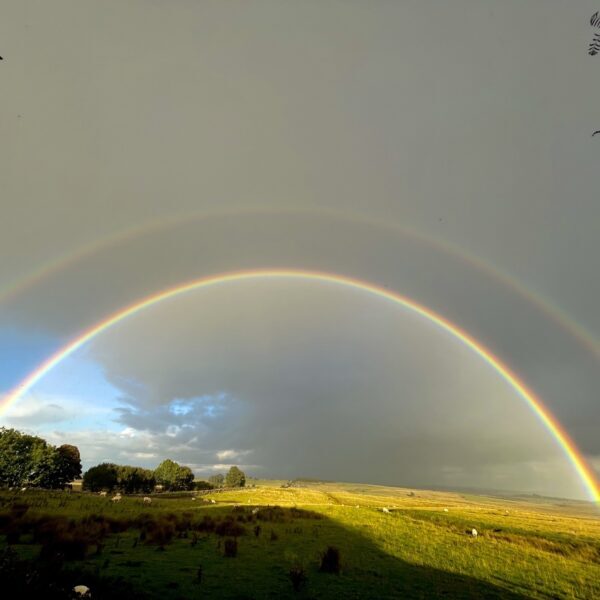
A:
154,459,194,491
28,446,63,488
82,463,119,492
0,428,81,489
208,473,224,487
117,465,155,493
194,480,214,490
83,463,156,493
0,428,47,487
225,466,246,488
56,444,82,482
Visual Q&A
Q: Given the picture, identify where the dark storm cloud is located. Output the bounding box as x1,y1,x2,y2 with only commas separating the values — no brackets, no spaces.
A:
71,281,583,498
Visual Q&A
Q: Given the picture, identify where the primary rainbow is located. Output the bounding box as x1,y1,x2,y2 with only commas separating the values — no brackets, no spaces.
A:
2,269,598,502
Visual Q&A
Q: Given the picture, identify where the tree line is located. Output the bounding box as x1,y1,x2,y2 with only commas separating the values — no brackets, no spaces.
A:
0,427,246,493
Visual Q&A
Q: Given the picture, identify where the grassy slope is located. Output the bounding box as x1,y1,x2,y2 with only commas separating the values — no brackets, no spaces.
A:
1,482,598,599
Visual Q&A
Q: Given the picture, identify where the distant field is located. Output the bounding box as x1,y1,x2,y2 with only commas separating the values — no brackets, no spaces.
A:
1,481,598,599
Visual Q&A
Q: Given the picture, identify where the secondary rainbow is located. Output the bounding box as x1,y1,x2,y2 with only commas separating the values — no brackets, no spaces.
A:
0,206,597,360
2,269,598,502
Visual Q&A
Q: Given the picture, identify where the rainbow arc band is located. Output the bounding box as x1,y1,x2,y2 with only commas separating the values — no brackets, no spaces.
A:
2,269,598,502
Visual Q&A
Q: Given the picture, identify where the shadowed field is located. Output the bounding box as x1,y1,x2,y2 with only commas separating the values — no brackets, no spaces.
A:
1,481,598,599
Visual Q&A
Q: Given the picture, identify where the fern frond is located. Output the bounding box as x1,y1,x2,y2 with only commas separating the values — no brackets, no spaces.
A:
589,33,600,55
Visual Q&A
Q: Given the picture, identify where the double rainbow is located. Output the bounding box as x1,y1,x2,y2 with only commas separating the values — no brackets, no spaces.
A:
2,269,598,501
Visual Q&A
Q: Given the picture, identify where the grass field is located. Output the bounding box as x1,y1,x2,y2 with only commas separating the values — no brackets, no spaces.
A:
1,481,598,599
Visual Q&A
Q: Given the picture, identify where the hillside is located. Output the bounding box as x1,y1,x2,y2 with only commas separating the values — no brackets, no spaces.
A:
0,481,598,599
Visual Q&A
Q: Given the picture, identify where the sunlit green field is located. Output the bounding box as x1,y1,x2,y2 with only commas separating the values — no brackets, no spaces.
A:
1,482,599,599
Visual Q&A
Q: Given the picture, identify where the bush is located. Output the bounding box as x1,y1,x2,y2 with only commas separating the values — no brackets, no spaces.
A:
194,515,216,533
319,546,340,574
215,517,245,537
288,565,307,592
141,518,176,548
193,480,214,491
223,538,238,558
257,506,286,522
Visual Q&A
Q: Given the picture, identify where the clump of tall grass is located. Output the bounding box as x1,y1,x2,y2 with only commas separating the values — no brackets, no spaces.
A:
319,546,341,574
257,506,287,522
215,516,245,537
223,538,238,557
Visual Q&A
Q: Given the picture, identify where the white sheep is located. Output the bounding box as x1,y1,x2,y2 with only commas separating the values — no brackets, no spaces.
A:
99,491,107,497
210,499,216,504
73,584,91,597
143,497,152,504
251,508,259,515
111,494,122,503
443,508,449,512
20,487,27,492
471,528,478,538
355,505,360,509
382,507,390,514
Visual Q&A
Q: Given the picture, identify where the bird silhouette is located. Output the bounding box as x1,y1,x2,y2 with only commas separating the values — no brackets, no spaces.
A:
589,12,600,55
592,131,600,137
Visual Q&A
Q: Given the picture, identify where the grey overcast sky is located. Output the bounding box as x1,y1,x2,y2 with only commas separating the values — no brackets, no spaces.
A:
0,1,598,500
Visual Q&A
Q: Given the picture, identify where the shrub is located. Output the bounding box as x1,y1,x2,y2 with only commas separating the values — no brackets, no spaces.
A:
288,565,307,592
194,480,214,491
195,515,216,533
143,519,176,548
257,506,286,522
224,538,238,558
215,517,245,537
319,546,340,574
289,507,322,520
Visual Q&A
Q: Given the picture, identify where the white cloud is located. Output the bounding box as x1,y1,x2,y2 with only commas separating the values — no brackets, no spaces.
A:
1,393,116,432
216,449,252,461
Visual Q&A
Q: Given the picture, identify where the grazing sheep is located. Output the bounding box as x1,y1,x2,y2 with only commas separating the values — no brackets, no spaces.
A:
210,499,216,504
111,494,122,503
355,505,360,509
443,508,449,512
73,584,91,597
143,497,152,504
99,491,107,497
471,528,478,538
382,507,390,514
192,497,196,501
251,508,259,515
20,487,27,492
